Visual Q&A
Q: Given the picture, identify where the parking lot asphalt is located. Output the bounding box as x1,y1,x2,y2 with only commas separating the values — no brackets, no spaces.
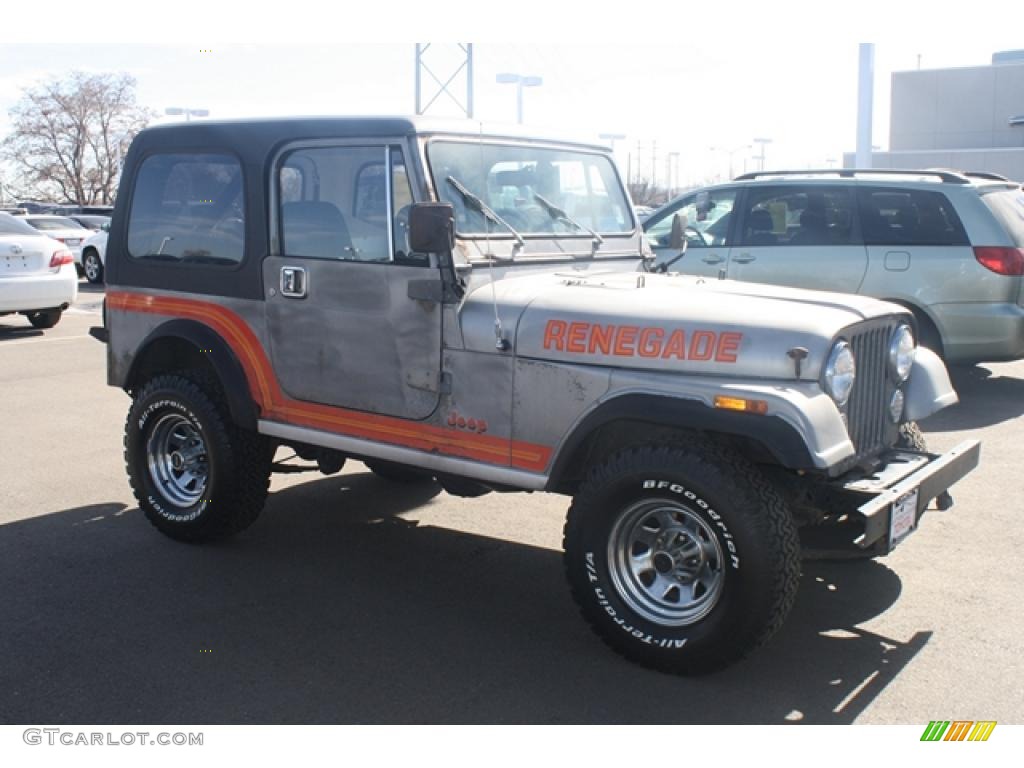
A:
1,282,1022,725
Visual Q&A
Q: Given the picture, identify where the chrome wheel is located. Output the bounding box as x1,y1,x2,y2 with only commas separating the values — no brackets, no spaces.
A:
608,499,725,626
83,252,102,283
146,413,209,508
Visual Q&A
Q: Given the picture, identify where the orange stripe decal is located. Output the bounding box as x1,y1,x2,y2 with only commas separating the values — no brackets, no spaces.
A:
108,291,552,473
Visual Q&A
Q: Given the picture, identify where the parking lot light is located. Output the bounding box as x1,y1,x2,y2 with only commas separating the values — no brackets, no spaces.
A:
165,107,210,122
496,73,542,124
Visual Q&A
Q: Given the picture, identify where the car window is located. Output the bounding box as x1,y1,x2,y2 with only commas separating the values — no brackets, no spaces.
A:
278,144,399,263
857,187,968,246
0,212,41,236
26,216,87,231
127,153,245,265
645,189,737,248
980,188,1024,247
737,186,854,247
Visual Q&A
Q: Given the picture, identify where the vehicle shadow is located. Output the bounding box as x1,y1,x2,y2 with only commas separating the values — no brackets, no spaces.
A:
921,364,1024,432
0,322,42,340
76,281,106,294
0,472,926,725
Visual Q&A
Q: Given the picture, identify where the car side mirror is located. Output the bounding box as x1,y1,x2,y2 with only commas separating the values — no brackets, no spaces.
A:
101,222,110,232
669,212,690,251
408,202,455,254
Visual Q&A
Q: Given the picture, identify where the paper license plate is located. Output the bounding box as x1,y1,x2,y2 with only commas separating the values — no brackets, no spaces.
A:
889,488,919,548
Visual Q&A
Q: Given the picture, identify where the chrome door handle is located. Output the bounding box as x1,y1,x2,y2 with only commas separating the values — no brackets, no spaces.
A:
701,253,723,264
732,253,756,263
280,266,307,298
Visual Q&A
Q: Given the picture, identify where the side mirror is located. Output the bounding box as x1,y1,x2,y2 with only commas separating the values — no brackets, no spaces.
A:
408,202,455,254
101,222,111,232
669,212,690,251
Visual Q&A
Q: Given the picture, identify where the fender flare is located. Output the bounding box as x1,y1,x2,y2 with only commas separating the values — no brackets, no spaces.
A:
125,318,259,430
546,394,816,492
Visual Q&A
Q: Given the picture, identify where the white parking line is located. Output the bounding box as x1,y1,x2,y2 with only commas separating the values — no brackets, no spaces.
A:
0,334,93,347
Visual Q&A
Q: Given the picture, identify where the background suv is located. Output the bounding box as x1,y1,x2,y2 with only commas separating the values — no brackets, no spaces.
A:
643,169,1024,364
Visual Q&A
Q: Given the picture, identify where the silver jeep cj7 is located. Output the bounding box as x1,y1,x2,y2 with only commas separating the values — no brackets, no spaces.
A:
97,117,979,674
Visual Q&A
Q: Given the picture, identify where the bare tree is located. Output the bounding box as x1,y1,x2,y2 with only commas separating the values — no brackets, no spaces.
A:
628,179,668,207
1,72,155,205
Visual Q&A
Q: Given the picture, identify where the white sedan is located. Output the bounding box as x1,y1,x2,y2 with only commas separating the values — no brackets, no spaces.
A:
20,214,91,269
0,213,78,329
79,229,108,284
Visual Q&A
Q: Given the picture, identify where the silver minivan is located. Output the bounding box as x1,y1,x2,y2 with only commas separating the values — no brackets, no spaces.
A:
644,169,1024,364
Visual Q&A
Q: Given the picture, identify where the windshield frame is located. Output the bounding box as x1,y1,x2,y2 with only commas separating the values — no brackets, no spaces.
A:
423,136,638,243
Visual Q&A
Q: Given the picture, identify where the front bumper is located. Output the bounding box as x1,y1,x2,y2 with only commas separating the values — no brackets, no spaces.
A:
800,439,980,557
851,440,980,553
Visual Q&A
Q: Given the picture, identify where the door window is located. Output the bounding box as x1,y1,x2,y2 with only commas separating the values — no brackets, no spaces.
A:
737,186,854,247
644,189,737,248
279,145,413,263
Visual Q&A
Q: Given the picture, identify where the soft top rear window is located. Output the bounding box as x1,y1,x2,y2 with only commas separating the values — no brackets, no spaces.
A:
981,188,1024,247
127,152,245,266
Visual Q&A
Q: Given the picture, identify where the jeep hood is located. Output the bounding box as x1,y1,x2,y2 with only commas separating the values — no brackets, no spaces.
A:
459,269,909,381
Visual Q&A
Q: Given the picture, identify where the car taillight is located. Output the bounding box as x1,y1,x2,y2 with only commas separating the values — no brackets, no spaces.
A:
974,246,1024,276
49,249,74,268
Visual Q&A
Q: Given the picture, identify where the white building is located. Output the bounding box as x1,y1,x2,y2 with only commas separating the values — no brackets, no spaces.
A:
845,50,1024,180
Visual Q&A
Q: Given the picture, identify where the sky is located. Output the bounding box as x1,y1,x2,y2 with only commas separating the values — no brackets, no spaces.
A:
1,0,1022,194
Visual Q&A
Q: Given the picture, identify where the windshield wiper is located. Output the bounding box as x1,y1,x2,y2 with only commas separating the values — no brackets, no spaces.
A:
533,193,604,251
446,175,525,252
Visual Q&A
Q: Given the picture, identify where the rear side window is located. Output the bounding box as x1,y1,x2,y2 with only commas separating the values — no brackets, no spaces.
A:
0,212,39,235
981,188,1024,247
127,153,245,265
857,188,968,246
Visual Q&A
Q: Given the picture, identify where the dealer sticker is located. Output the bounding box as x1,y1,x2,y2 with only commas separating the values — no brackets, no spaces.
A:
890,488,919,548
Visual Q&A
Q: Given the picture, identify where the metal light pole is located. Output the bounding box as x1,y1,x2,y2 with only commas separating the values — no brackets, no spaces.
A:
496,73,542,124
666,152,680,196
165,107,210,122
710,144,751,179
753,137,773,172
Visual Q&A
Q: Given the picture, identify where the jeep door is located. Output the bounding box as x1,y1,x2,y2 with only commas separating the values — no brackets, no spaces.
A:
643,188,738,277
263,141,441,420
727,185,869,294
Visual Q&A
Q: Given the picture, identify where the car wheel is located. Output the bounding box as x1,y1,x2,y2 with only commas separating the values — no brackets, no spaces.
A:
26,310,62,329
125,372,273,542
563,441,800,675
365,459,434,483
83,249,104,284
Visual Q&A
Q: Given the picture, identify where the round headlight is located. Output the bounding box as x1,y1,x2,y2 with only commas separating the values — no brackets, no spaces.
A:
889,324,916,382
825,341,856,407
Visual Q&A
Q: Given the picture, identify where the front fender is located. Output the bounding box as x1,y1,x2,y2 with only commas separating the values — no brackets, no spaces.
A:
545,373,860,492
903,347,958,421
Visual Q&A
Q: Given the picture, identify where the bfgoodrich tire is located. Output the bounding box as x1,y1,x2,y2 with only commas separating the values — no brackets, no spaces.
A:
563,442,800,675
125,373,273,542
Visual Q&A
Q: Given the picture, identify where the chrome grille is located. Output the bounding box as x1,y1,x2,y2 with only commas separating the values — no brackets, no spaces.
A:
845,319,899,461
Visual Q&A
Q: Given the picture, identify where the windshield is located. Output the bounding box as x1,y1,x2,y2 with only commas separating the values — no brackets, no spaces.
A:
427,140,633,237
